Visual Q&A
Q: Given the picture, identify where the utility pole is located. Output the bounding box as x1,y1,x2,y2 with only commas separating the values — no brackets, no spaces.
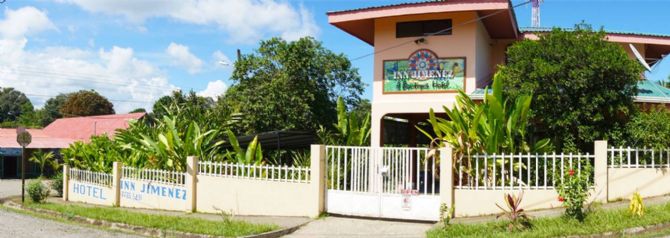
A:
531,0,543,28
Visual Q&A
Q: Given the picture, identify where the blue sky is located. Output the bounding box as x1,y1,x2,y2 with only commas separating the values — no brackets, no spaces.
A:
0,0,669,113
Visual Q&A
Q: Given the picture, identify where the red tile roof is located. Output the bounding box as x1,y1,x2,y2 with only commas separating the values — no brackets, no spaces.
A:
0,113,145,149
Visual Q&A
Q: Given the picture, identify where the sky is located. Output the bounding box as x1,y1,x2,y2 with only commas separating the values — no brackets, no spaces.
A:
0,0,669,113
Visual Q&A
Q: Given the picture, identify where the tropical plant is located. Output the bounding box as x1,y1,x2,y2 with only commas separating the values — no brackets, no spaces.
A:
29,150,59,177
420,73,551,159
225,130,263,165
556,167,593,221
623,106,670,148
629,192,645,217
496,192,531,231
27,179,49,203
51,173,64,197
334,97,371,146
61,135,125,173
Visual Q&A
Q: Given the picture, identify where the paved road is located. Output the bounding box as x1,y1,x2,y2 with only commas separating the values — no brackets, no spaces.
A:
0,208,140,238
283,216,433,238
0,179,141,238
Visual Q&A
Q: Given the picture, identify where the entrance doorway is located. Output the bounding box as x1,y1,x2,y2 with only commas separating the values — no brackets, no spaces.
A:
3,156,17,178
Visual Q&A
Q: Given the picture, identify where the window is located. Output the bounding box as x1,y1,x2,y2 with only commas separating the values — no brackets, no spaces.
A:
396,19,452,38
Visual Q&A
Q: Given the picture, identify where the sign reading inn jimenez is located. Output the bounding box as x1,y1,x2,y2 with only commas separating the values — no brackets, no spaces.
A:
383,49,465,93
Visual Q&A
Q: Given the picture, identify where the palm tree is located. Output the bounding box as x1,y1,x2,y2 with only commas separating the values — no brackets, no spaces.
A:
29,150,58,178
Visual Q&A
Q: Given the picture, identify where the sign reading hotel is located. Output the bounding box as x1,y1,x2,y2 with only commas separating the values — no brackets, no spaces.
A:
383,49,465,93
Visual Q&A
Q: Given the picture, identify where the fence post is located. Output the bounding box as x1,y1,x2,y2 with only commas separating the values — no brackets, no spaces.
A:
310,144,326,218
112,161,121,207
62,164,69,201
439,145,454,216
186,156,198,212
594,140,608,203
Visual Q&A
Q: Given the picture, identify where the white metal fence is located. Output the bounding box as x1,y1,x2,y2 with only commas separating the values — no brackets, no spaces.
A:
326,146,439,195
457,152,595,190
609,147,670,168
122,167,185,186
198,161,311,183
69,168,113,187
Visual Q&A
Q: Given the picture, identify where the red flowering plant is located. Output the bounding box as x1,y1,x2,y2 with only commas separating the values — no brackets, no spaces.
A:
556,165,593,221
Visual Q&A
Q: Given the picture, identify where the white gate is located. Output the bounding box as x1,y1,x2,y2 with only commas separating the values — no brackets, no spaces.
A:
325,146,440,221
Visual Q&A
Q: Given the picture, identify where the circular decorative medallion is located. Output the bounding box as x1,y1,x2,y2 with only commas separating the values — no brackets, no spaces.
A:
408,49,438,77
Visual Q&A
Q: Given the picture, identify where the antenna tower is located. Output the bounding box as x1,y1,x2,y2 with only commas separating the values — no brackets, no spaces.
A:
531,0,542,28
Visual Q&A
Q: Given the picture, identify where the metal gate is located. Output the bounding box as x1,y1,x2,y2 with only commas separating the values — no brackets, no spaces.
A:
325,146,440,221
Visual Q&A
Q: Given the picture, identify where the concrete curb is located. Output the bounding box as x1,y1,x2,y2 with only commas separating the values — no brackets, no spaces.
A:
2,198,305,238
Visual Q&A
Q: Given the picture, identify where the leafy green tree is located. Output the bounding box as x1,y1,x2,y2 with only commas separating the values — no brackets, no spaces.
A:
0,87,33,122
624,106,670,148
216,37,364,135
60,90,115,117
152,90,214,126
130,108,146,113
40,93,70,126
498,26,643,151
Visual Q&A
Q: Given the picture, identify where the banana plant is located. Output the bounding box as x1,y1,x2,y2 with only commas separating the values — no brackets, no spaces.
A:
225,130,263,165
334,97,371,146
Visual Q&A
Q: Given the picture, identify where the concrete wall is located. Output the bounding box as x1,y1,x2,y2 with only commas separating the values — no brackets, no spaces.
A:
608,167,670,200
67,181,115,206
63,146,327,218
196,176,319,217
119,179,187,211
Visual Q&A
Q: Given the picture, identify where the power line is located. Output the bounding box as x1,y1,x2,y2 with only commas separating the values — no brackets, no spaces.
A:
24,93,154,104
350,0,533,61
8,67,176,91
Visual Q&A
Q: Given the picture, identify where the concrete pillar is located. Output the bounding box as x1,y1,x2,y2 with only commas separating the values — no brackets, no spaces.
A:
62,164,69,201
594,140,608,203
185,156,198,212
310,144,326,218
112,162,121,207
439,146,454,216
371,110,384,147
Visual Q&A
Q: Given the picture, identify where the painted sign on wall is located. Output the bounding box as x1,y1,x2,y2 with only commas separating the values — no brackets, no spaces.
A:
120,179,187,202
383,49,465,93
72,182,107,200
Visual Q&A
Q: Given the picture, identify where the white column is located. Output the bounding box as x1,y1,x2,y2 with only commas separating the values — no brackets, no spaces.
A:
439,146,454,216
310,144,326,218
62,164,69,201
186,156,198,212
594,140,608,203
112,162,121,207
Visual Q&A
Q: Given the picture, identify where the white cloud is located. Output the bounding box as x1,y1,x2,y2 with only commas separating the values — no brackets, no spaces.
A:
166,42,203,74
0,7,178,113
198,80,227,99
56,0,319,42
0,7,56,39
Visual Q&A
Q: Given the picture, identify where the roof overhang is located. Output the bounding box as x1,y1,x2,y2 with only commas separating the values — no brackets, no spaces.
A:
327,0,519,46
523,30,670,64
634,96,670,104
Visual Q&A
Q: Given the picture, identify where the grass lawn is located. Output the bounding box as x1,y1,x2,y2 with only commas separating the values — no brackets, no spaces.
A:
23,202,278,237
428,202,670,238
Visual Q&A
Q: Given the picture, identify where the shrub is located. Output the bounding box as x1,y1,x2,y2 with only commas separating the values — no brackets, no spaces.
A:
27,179,50,203
629,192,645,217
50,173,64,197
556,167,592,221
496,192,531,231
439,203,453,228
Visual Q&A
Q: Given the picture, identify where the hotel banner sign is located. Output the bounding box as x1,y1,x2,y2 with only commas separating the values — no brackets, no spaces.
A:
383,49,465,93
